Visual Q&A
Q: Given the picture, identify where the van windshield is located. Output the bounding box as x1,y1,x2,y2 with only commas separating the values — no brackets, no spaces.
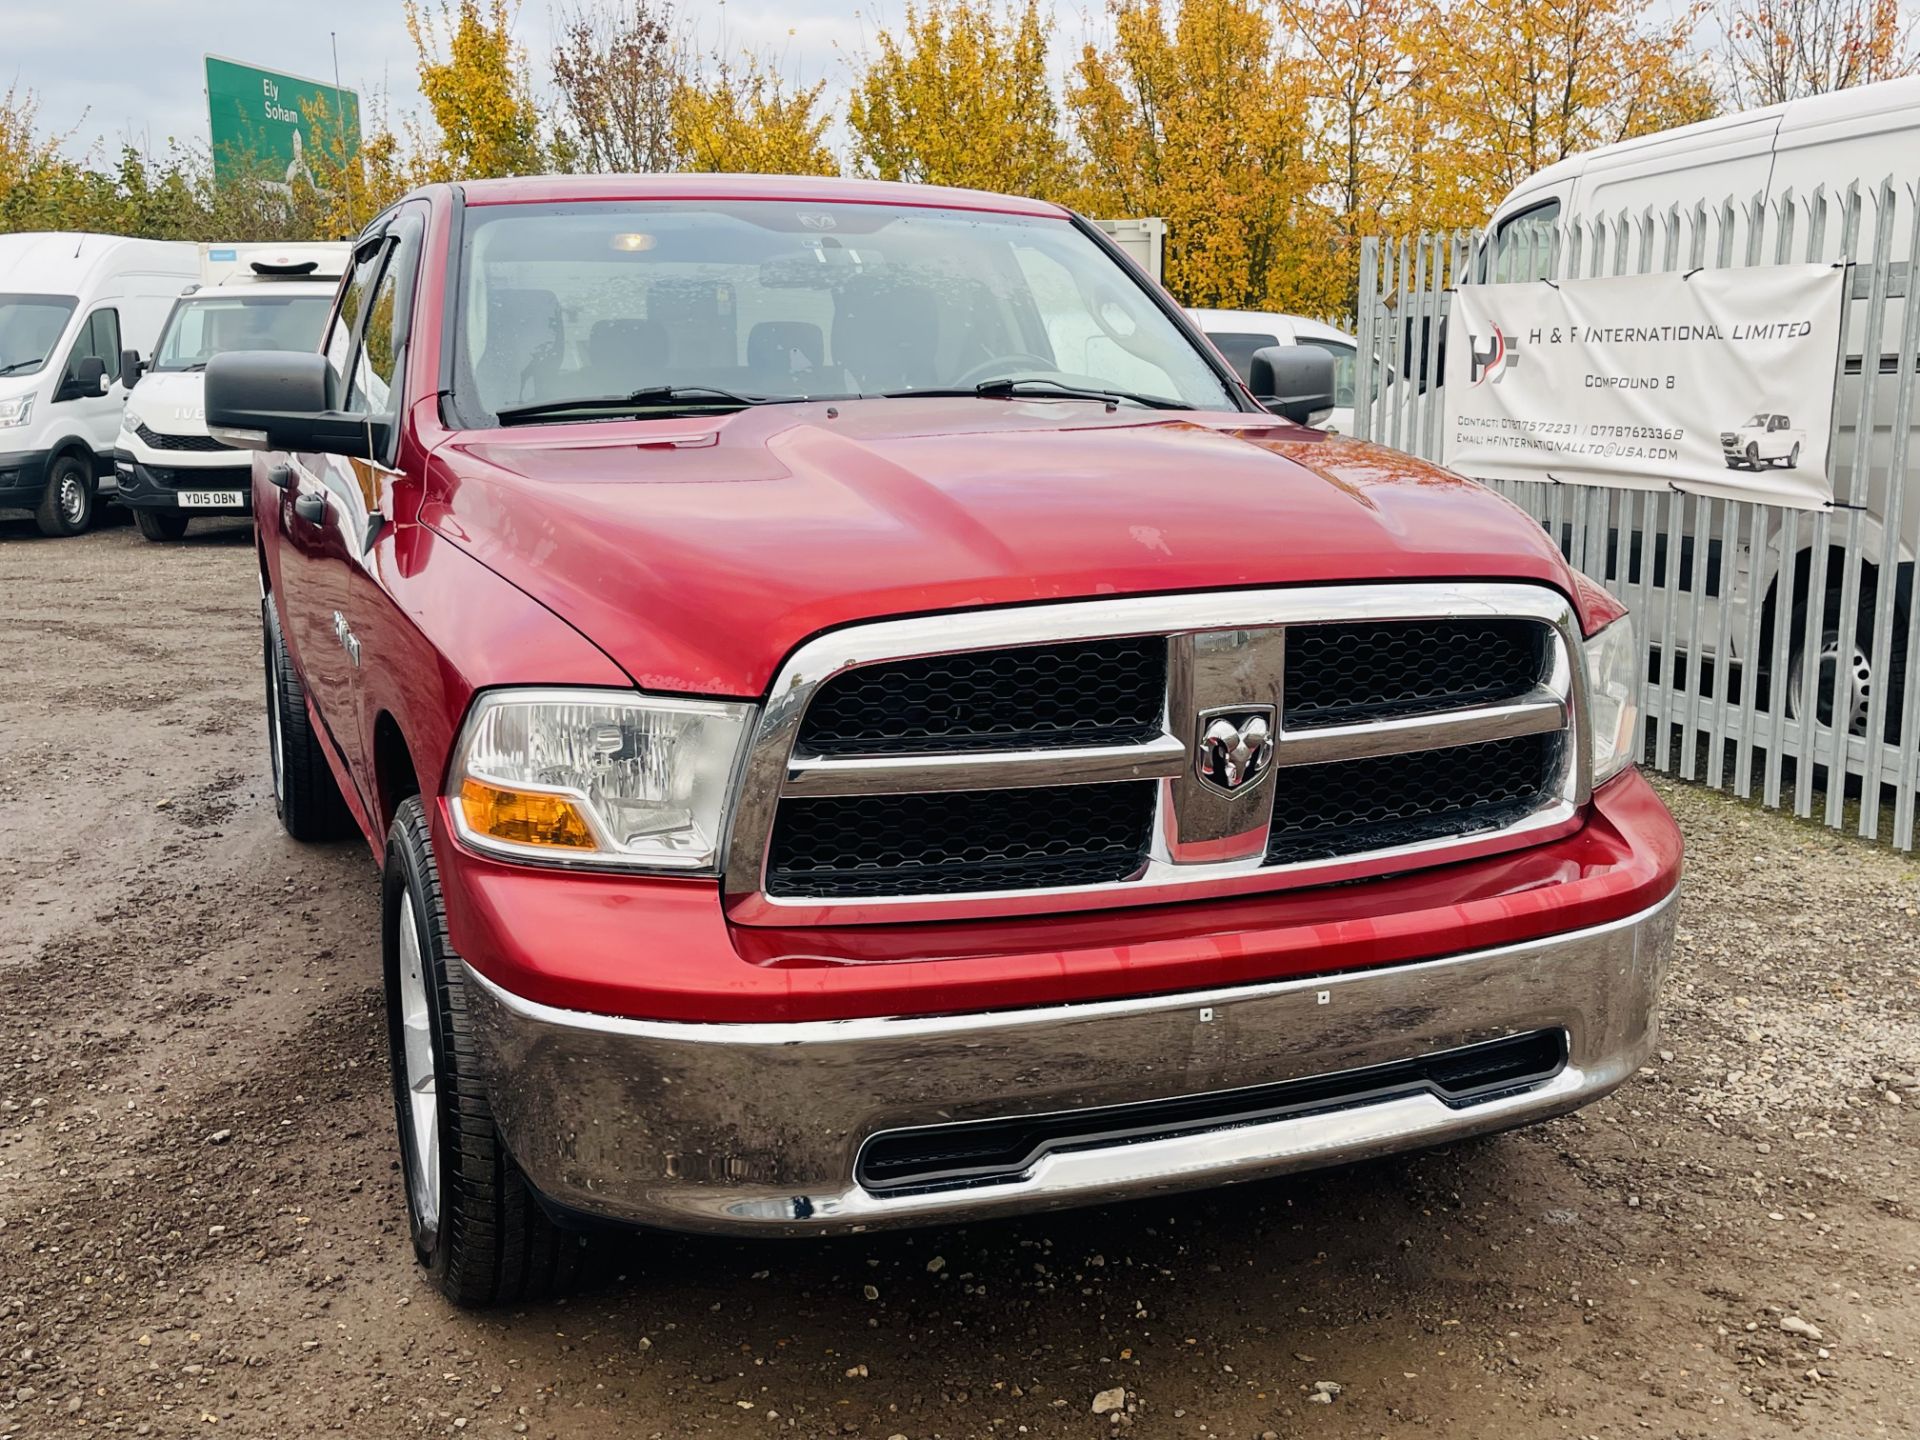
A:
152,293,335,373
0,293,79,377
452,200,1238,423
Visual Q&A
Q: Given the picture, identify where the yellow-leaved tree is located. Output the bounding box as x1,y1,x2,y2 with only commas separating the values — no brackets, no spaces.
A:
1070,0,1341,314
1273,0,1428,299
406,0,546,182
1414,0,1719,228
671,58,839,176
848,0,1071,198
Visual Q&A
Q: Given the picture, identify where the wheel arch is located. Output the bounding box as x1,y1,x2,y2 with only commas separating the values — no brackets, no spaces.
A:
374,709,424,834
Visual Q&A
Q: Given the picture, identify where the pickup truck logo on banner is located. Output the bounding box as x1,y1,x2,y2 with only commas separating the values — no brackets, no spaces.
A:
1443,265,1845,509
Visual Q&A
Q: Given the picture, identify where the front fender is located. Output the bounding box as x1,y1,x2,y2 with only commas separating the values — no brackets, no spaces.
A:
347,513,632,860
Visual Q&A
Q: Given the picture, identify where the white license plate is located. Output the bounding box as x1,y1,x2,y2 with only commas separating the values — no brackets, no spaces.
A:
176,490,243,508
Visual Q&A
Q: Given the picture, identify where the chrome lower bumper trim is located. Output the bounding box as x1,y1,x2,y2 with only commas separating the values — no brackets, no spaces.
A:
462,890,1677,1235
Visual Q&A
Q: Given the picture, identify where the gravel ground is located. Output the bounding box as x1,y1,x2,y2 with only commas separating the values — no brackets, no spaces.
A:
1,515,1916,1440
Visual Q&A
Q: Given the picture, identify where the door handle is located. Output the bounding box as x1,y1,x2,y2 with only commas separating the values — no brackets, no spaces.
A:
293,490,327,525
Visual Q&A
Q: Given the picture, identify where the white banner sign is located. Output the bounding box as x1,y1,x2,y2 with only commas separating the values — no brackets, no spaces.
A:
1442,265,1845,509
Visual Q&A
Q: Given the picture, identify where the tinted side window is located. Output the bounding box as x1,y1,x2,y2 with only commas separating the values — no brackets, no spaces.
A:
1205,331,1280,385
348,261,403,414
324,246,385,397
1297,337,1357,406
1492,200,1561,283
65,308,122,385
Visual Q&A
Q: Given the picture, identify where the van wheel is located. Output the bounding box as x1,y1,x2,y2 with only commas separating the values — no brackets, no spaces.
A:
1784,585,1909,741
383,795,588,1308
262,598,355,841
35,453,94,537
135,509,191,542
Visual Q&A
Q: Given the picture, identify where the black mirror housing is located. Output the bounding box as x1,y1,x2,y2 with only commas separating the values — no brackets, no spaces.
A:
206,350,386,460
1249,345,1336,426
63,355,110,399
120,349,146,382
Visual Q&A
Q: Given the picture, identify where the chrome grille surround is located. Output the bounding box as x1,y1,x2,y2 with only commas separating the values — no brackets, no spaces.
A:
724,582,1590,925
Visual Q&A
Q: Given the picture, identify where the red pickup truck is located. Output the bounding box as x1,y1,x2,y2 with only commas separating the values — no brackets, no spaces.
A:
206,174,1680,1308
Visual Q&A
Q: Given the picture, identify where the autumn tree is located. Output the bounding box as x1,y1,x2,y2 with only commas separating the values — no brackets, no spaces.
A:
550,0,686,172
1272,0,1428,301
1413,0,1718,228
1721,0,1918,104
848,0,1071,197
1070,0,1339,313
406,0,545,181
671,57,839,175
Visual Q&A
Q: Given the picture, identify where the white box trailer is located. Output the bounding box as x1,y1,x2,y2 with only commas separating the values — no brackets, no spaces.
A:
1092,217,1166,283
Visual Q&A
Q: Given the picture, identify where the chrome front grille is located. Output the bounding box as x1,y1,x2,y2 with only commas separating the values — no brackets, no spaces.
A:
725,584,1588,923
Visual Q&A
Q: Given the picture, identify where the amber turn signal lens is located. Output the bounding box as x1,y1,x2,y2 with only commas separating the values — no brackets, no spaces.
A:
458,779,597,850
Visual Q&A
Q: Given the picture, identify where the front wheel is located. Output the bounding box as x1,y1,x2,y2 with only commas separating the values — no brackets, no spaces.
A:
134,509,190,542
1786,442,1801,469
1746,442,1760,469
262,598,355,841
383,796,588,1307
34,453,94,537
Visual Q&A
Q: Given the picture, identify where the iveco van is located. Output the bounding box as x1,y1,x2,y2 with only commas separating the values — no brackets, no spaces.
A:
0,233,198,536
115,243,349,541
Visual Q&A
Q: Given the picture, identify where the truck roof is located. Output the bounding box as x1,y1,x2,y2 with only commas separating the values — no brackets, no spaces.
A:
454,172,1071,218
199,242,351,287
0,231,197,291
1499,73,1920,216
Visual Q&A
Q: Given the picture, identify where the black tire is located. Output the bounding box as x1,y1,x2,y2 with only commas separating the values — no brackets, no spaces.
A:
1785,585,1909,742
134,508,190,542
262,598,355,841
383,796,587,1307
1746,442,1760,469
34,452,94,537
1787,442,1801,469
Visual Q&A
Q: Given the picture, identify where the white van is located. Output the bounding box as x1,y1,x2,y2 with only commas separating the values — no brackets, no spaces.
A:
0,233,198,536
1481,76,1920,739
115,242,349,541
1188,310,1359,434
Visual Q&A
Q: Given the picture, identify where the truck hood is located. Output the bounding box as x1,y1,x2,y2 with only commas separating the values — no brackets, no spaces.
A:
123,372,208,436
420,399,1579,698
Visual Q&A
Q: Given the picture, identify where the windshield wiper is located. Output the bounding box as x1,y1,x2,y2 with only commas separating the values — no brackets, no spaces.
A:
0,358,46,376
494,384,789,425
879,378,1194,410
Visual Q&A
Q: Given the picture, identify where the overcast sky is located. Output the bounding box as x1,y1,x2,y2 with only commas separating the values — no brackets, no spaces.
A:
11,0,906,162
13,0,1733,165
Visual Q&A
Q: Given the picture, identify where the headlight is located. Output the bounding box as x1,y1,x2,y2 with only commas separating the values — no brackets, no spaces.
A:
0,394,32,428
1583,615,1639,786
449,688,756,872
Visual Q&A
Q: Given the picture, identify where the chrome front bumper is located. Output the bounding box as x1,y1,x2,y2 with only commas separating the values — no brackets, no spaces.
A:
463,891,1677,1235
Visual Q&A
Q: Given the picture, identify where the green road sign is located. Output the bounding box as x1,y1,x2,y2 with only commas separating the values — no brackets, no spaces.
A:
205,55,360,187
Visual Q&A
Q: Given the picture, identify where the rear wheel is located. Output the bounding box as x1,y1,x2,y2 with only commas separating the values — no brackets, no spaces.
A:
1784,584,1909,741
383,796,588,1307
262,598,355,841
34,453,94,537
134,509,190,542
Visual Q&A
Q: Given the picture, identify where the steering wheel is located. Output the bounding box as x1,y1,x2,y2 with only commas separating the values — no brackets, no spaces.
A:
951,354,1059,388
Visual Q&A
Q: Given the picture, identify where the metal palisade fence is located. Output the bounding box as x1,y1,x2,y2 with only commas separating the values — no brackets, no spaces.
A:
1354,179,1920,850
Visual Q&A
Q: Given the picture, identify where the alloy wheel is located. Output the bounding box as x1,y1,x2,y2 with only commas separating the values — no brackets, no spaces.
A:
395,901,441,1236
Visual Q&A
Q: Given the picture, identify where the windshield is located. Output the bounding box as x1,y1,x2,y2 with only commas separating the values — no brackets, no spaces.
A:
152,293,335,372
0,293,78,377
453,200,1239,422
1745,413,1770,428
